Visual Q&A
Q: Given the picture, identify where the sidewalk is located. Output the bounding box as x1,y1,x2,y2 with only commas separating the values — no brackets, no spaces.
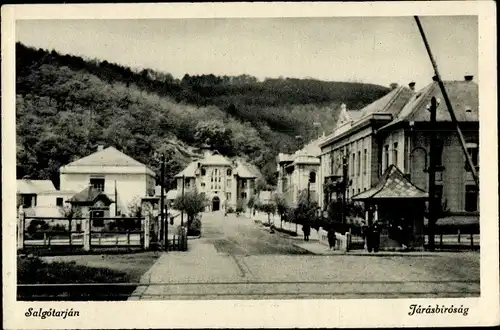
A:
129,239,244,300
293,241,460,257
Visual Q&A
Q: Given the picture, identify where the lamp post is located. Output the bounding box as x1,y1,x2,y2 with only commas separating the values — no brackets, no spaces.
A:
181,174,185,226
159,153,168,252
427,96,438,251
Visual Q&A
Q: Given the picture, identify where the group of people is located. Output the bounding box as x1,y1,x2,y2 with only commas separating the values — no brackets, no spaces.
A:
302,223,338,250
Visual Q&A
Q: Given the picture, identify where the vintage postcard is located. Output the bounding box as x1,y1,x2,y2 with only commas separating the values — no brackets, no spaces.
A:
2,1,498,329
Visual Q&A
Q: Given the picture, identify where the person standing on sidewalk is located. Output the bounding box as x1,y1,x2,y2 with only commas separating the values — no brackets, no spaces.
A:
327,226,336,250
302,223,311,241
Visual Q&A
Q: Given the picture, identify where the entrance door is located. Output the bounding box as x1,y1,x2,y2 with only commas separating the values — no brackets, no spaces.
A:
212,196,220,211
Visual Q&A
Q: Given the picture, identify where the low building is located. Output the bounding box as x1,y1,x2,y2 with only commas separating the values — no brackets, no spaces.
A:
59,145,156,217
174,146,258,211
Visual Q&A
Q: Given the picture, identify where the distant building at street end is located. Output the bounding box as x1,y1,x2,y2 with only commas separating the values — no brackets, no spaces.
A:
174,146,258,212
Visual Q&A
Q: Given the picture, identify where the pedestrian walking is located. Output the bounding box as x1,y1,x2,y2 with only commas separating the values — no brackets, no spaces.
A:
302,223,311,241
327,226,336,250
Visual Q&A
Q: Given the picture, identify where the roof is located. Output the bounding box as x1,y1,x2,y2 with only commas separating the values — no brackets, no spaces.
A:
383,80,478,130
166,189,179,200
201,153,232,166
295,135,329,158
424,214,479,226
64,146,148,168
17,180,56,194
175,161,198,178
67,186,113,205
234,161,257,178
352,165,428,200
359,86,414,118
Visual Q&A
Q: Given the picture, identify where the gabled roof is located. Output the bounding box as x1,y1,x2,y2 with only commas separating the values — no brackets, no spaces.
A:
352,165,428,200
175,161,198,178
234,161,257,178
382,80,478,130
64,147,148,168
67,186,113,205
201,153,232,166
359,86,414,118
17,179,56,194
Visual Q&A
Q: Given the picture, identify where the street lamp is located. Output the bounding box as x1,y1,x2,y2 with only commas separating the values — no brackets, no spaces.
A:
154,152,168,252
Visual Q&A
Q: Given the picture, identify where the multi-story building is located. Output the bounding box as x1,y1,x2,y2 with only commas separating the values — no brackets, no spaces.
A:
318,84,415,209
172,147,258,211
375,76,479,225
319,76,478,227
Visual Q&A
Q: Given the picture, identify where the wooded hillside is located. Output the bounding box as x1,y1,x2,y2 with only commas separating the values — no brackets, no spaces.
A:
16,42,389,189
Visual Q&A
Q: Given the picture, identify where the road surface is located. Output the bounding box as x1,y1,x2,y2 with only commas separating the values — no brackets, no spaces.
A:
130,212,480,300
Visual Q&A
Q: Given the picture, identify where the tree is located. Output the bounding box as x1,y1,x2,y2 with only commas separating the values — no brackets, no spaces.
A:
272,193,288,227
172,190,207,227
293,191,319,228
193,120,234,156
247,195,258,218
259,203,276,225
59,204,82,232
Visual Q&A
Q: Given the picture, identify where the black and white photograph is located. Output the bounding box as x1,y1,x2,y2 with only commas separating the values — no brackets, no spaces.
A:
2,2,498,329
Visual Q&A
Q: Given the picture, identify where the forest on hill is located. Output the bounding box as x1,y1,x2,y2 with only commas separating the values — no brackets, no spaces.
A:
16,42,390,189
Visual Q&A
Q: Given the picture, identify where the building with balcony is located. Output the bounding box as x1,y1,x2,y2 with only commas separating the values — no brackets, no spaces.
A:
318,84,415,210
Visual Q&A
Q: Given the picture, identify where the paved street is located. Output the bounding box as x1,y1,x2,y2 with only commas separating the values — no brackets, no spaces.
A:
130,212,480,300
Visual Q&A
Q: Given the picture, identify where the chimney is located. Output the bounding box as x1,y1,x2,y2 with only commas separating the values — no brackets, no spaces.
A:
390,83,398,90
408,82,416,91
97,145,104,152
464,75,474,81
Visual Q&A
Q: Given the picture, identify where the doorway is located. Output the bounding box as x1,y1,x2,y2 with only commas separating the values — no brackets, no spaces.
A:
212,196,220,211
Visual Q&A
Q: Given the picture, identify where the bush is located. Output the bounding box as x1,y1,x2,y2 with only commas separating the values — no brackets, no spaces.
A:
17,257,129,284
227,207,235,214
188,217,202,236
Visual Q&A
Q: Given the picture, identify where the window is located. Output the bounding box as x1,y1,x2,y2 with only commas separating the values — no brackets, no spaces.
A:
201,183,205,188
465,185,478,212
435,140,444,167
201,168,206,176
309,172,316,183
357,151,361,176
91,210,104,227
384,145,389,171
363,149,367,174
352,153,356,176
90,178,105,192
241,192,247,199
76,223,82,232
56,198,63,207
465,143,479,172
227,169,232,176
241,179,247,189
227,179,232,188
22,194,36,208
226,192,231,200
329,151,335,175
392,142,398,167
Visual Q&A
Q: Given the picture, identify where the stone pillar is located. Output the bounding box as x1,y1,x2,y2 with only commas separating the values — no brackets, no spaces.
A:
17,207,24,250
143,214,150,249
82,207,91,251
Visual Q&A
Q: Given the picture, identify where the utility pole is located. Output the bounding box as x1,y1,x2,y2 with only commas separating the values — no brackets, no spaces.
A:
341,155,348,223
427,97,438,251
160,154,166,252
414,16,479,187
181,174,185,226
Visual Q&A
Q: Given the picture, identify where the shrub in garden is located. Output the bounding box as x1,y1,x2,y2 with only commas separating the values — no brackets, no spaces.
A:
227,207,235,214
187,217,202,236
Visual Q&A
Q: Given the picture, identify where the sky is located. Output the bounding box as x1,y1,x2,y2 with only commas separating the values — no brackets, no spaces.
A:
16,16,478,89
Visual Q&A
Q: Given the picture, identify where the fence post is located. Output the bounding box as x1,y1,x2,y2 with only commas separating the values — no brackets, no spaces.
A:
83,218,91,251
457,229,461,244
345,231,351,252
470,233,474,248
17,211,25,250
43,233,47,246
439,233,443,248
144,215,150,249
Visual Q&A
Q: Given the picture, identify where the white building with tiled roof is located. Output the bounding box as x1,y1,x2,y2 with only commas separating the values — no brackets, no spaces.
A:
172,146,258,211
59,145,156,217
